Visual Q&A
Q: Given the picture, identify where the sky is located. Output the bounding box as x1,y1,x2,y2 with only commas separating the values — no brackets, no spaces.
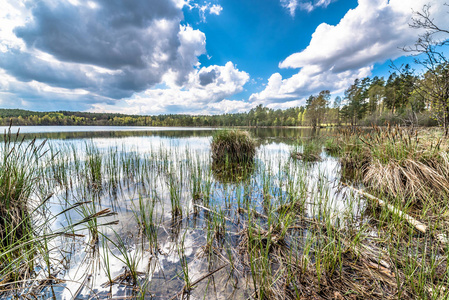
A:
0,0,448,115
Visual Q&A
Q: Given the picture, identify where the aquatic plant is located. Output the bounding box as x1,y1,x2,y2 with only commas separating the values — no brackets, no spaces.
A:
323,137,342,155
290,138,322,162
85,142,103,190
0,128,47,268
132,193,160,253
211,158,255,184
167,164,183,218
211,129,256,164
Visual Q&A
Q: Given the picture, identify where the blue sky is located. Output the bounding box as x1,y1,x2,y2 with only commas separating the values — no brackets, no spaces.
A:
0,0,447,115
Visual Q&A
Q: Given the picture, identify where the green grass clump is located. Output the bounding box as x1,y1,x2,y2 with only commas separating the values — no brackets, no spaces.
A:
211,130,256,164
324,138,342,156
290,139,322,162
0,129,45,257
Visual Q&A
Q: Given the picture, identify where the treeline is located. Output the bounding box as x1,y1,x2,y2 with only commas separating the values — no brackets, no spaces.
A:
303,63,446,129
336,63,446,128
0,107,305,127
333,4,449,131
2,65,448,129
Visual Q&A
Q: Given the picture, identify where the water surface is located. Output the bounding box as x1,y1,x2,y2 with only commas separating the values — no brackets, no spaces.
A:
3,126,358,300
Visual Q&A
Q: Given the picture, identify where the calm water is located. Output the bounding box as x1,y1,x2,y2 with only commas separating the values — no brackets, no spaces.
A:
4,125,324,140
4,126,360,299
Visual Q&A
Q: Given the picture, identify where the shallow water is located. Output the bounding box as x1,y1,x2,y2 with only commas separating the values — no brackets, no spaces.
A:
2,126,362,299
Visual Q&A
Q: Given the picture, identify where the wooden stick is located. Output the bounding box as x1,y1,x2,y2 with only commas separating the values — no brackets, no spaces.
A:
343,183,427,233
193,204,233,222
71,274,91,300
169,264,228,300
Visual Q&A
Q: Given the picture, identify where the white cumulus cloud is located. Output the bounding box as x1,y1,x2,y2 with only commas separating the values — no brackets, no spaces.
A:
0,0,245,113
250,66,372,105
209,4,223,15
280,0,336,16
89,62,250,115
188,1,223,22
256,0,449,107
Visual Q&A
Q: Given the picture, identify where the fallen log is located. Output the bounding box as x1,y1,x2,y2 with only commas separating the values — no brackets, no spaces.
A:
342,183,427,233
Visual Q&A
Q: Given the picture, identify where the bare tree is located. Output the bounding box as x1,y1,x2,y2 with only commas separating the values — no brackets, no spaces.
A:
405,4,449,134
408,4,448,63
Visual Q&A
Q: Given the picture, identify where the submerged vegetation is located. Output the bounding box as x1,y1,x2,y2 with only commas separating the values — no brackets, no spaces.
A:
0,126,448,299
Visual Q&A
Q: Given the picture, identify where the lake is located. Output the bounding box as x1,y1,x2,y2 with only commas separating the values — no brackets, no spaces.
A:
0,126,363,300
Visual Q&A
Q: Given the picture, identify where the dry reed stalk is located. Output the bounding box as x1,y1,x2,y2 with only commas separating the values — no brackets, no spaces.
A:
364,157,449,204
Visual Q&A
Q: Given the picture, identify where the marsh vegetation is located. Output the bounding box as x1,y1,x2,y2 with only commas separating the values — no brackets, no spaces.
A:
0,126,448,299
